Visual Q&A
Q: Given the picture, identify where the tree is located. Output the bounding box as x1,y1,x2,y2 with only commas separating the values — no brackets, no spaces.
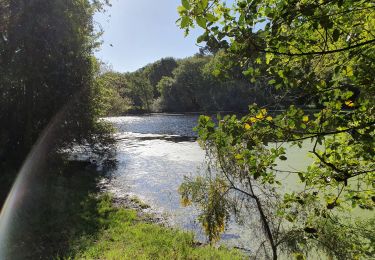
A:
156,54,270,112
142,57,178,98
95,54,282,114
0,1,114,257
126,72,153,113
95,71,133,116
158,56,211,111
178,0,375,259
0,0,112,168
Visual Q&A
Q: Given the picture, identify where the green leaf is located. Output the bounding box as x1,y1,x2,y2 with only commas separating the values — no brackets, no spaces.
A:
177,5,186,14
212,69,221,77
268,79,276,85
266,53,273,64
206,13,217,23
180,16,190,28
202,0,209,9
197,36,204,43
235,154,243,160
196,16,207,28
243,67,254,77
346,66,354,77
181,0,190,9
279,155,287,161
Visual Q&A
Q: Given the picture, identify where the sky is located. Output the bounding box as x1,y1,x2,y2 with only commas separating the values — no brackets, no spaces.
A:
94,0,205,72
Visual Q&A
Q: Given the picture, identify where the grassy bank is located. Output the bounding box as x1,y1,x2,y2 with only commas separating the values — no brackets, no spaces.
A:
60,165,244,259
1,161,243,259
66,194,244,259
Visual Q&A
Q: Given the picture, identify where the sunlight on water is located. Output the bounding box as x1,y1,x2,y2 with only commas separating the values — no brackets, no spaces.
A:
0,114,319,257
102,115,317,251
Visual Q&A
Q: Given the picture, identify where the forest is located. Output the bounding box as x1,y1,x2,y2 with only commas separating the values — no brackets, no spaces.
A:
0,0,374,259
98,54,273,114
99,51,316,115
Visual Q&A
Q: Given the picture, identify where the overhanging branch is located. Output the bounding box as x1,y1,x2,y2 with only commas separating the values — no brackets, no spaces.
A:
254,39,375,57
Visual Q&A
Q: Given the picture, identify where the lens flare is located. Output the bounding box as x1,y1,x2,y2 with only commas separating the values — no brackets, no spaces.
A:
0,108,67,259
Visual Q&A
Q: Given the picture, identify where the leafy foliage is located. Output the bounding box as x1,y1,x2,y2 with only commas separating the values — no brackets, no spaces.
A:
94,71,133,116
0,0,113,167
177,0,375,259
100,54,283,113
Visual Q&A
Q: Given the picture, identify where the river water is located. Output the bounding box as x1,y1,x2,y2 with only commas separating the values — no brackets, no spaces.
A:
102,114,260,250
101,114,319,252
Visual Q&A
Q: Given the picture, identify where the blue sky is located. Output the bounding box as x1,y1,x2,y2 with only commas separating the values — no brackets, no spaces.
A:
94,0,205,72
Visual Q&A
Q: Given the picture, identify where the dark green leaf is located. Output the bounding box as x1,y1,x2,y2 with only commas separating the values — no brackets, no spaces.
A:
196,16,207,28
181,0,190,9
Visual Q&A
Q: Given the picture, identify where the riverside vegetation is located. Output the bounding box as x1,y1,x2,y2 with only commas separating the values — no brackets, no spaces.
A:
0,0,243,258
176,0,375,259
97,52,308,115
0,0,374,259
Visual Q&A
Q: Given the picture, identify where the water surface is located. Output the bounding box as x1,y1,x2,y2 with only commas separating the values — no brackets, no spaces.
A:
104,114,255,249
103,114,321,251
102,114,371,255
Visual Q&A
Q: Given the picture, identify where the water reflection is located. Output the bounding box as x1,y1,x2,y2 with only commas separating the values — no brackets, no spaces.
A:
108,114,200,136
104,115,253,250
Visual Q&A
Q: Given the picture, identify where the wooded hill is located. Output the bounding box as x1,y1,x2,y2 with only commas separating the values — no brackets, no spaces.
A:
99,51,314,115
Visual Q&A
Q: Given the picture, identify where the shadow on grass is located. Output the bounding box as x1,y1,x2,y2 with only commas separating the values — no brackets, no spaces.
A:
0,161,108,259
1,161,245,260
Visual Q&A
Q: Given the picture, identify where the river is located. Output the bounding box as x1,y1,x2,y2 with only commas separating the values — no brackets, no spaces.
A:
101,114,267,250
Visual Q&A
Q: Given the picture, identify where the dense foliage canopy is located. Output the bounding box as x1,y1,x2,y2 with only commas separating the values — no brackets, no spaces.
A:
97,54,291,114
1,0,373,258
0,0,116,257
0,0,112,199
177,0,375,259
0,0,111,161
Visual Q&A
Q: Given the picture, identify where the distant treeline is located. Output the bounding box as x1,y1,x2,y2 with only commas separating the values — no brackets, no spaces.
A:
98,51,313,115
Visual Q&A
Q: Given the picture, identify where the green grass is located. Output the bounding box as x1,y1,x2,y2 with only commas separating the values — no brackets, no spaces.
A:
68,194,244,260
0,161,243,259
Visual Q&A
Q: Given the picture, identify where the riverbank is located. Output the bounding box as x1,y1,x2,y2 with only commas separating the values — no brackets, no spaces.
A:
61,164,244,259
0,161,243,259
69,194,244,259
99,115,256,252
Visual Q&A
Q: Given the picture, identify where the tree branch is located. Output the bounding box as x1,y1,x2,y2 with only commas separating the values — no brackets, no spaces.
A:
254,39,375,57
